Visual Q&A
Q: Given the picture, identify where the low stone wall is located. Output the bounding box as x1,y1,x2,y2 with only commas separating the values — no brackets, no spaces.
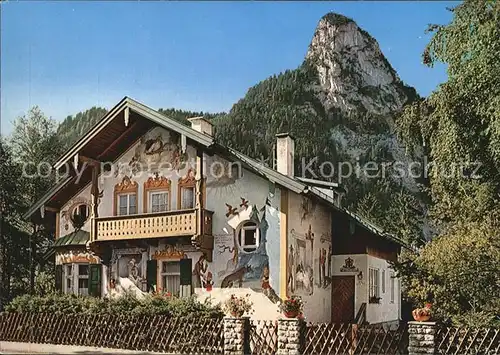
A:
223,317,250,355
276,319,304,355
408,321,436,355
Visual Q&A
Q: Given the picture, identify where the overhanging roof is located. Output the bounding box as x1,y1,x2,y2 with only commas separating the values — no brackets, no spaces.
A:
54,97,214,170
27,96,407,249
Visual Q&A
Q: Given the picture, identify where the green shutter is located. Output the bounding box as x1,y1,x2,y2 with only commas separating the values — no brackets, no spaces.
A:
179,258,192,286
55,265,63,293
88,264,102,297
147,259,157,292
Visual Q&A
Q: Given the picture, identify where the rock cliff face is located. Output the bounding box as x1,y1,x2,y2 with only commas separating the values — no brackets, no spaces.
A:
306,13,410,114
214,12,426,242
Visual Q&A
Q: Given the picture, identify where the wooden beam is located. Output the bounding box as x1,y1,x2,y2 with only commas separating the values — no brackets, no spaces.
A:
73,153,79,171
55,212,60,239
79,155,101,166
97,120,139,160
124,107,130,127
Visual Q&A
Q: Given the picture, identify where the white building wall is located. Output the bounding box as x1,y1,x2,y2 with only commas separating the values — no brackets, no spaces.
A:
366,254,400,324
287,192,332,323
331,254,367,320
56,126,282,309
332,254,400,324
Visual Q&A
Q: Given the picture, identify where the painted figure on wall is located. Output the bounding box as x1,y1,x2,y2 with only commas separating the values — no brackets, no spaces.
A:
289,225,315,296
319,248,326,287
192,254,208,288
262,265,280,303
128,259,141,287
204,272,213,291
287,245,295,293
327,246,332,279
220,265,252,288
115,128,188,178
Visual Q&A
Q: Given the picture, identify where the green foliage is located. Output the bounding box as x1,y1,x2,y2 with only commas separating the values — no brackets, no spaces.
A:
157,108,224,127
5,292,224,319
214,61,337,178
393,222,500,327
398,0,500,225
57,107,108,149
394,1,500,327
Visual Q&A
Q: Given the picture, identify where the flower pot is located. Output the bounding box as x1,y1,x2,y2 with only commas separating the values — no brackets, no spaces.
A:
284,311,299,318
231,311,244,318
412,310,431,322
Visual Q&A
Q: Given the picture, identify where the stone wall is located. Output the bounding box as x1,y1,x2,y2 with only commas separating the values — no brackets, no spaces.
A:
223,317,250,355
277,319,304,355
408,321,436,355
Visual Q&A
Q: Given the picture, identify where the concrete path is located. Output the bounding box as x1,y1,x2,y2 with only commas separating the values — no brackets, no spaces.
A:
0,342,168,354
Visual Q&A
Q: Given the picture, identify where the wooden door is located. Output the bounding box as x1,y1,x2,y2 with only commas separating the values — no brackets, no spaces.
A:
331,276,355,323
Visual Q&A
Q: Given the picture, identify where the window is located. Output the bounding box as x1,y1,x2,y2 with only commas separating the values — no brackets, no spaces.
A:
369,268,380,302
144,173,171,213
390,272,395,303
114,176,138,216
78,265,89,296
160,261,180,296
238,221,259,253
178,169,198,210
382,270,386,293
150,191,169,212
63,263,89,296
118,193,137,216
180,186,195,209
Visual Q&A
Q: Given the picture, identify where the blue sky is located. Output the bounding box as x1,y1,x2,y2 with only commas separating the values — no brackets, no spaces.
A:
1,1,457,136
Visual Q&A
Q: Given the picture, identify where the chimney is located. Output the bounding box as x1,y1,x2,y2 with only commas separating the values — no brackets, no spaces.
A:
276,133,295,177
188,116,213,136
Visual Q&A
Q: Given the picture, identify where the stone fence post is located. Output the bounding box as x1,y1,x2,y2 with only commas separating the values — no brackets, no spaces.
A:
408,321,437,355
223,317,250,355
277,318,304,355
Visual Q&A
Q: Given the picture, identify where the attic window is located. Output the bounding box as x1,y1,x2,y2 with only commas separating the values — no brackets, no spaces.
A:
237,221,259,253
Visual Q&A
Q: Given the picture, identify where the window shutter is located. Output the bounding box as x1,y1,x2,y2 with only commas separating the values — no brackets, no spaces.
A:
88,264,102,297
55,265,63,292
179,258,192,286
147,259,158,292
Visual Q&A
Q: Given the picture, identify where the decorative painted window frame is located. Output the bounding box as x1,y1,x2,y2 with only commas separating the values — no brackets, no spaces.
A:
152,245,187,293
177,168,206,210
143,173,171,213
236,220,260,253
113,176,139,216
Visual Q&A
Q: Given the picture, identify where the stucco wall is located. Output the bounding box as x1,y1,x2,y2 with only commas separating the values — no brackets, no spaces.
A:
366,254,400,324
332,254,400,324
287,192,332,323
57,126,282,301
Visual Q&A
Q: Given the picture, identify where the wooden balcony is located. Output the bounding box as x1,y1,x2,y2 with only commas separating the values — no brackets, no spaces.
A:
93,209,213,242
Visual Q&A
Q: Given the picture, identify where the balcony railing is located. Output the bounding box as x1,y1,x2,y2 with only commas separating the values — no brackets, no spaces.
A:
93,209,213,242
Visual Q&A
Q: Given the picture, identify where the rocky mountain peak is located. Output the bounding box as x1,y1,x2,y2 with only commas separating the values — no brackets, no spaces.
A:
306,13,409,114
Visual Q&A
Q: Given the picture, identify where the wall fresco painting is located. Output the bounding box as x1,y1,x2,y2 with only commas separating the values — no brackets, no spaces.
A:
114,127,188,178
289,225,315,295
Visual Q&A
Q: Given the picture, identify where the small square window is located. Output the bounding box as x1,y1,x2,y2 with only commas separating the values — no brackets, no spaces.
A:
238,221,259,253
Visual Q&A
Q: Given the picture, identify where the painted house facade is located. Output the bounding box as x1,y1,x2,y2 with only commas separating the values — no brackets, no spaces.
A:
27,97,404,324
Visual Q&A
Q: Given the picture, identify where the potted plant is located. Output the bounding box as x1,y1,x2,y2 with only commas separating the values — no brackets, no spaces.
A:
279,295,304,318
223,294,253,318
412,303,432,322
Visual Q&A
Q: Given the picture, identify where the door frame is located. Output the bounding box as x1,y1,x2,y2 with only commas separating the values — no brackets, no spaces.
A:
331,275,356,323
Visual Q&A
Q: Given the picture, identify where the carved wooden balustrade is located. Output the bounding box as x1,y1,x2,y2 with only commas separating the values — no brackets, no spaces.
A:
93,209,213,242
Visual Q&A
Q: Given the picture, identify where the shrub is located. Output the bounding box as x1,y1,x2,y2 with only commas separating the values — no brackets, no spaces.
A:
4,292,224,319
